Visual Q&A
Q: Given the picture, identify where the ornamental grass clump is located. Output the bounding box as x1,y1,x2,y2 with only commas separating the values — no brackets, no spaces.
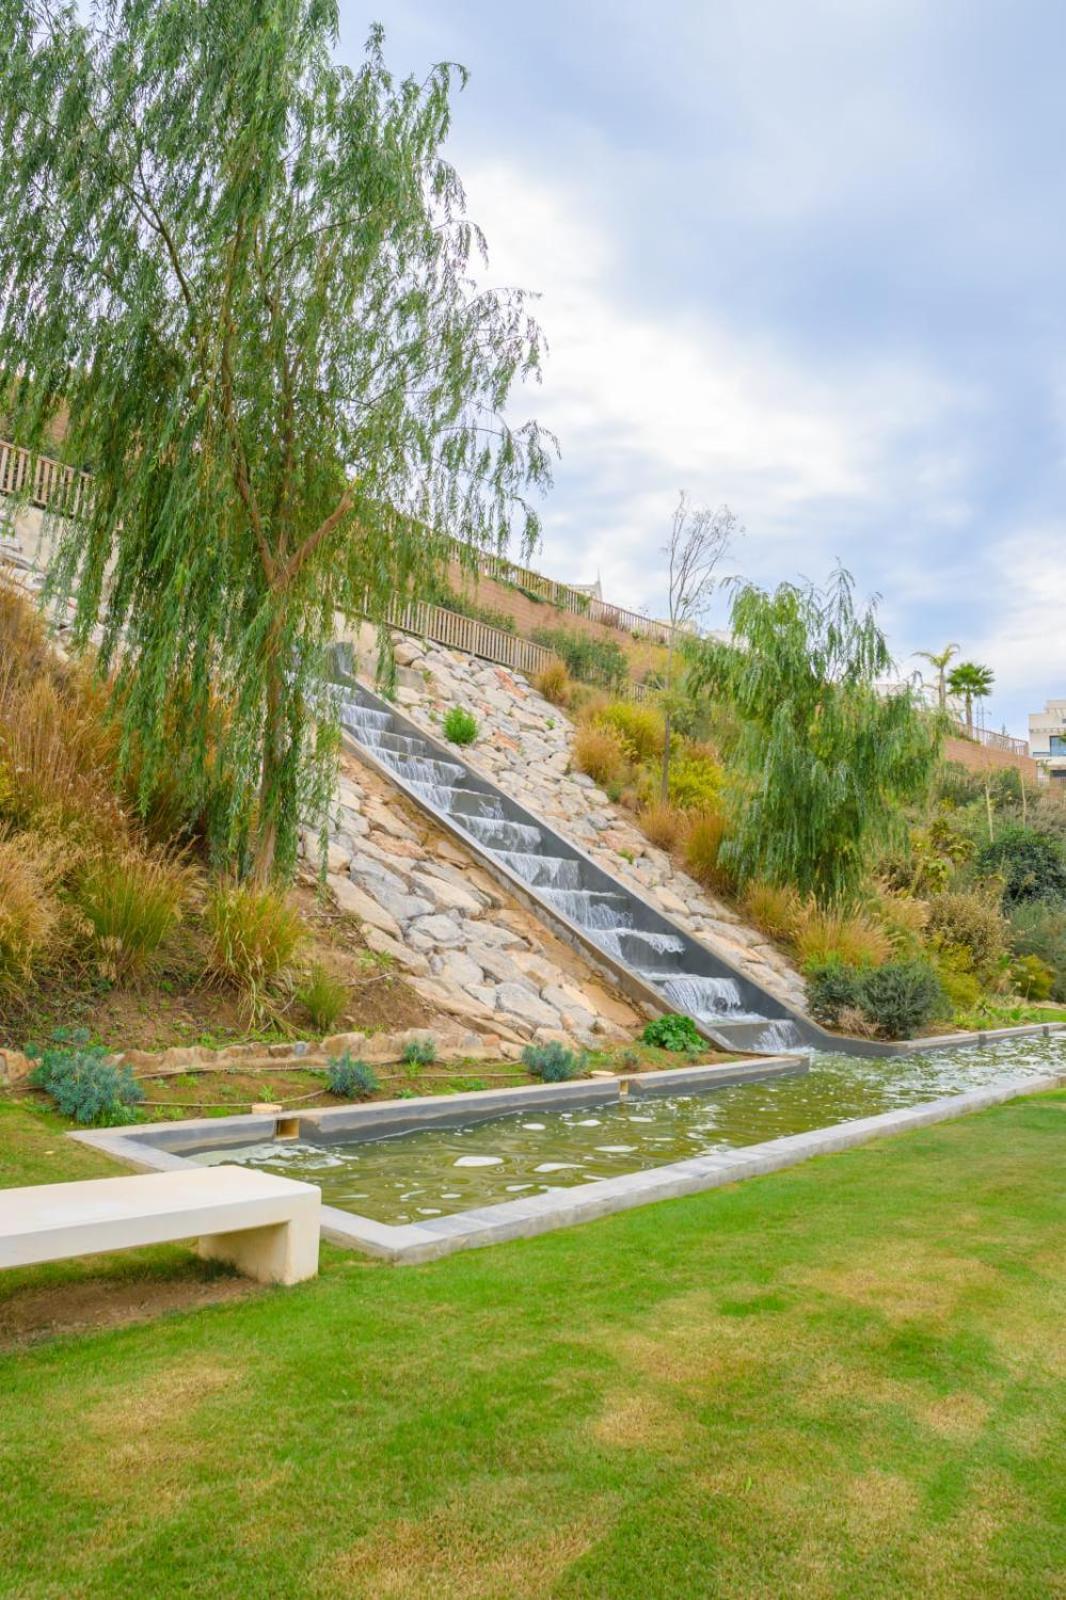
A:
442,707,478,747
534,660,571,707
206,884,301,1022
573,725,628,789
297,963,348,1033
638,801,685,853
793,906,892,971
76,853,186,981
0,833,61,990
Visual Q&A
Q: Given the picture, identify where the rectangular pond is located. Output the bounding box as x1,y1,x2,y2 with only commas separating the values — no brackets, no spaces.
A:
183,1035,1066,1227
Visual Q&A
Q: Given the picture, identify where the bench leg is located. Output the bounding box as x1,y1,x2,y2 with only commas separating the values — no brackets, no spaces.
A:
198,1215,319,1285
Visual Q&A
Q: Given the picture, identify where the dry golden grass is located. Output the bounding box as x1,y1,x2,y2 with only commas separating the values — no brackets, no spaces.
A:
793,905,893,969
206,883,302,1021
572,724,628,788
533,659,571,706
743,880,803,941
682,809,730,888
0,831,62,987
638,801,685,853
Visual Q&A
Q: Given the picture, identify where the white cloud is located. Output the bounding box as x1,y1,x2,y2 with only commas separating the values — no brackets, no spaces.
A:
465,159,976,617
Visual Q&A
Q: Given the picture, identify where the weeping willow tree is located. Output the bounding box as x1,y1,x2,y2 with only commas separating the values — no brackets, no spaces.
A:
688,568,941,905
0,1,551,880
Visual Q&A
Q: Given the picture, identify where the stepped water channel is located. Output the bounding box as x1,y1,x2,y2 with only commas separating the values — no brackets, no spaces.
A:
331,667,824,1054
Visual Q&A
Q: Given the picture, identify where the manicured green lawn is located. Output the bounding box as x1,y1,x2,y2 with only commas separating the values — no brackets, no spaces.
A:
0,1094,1064,1598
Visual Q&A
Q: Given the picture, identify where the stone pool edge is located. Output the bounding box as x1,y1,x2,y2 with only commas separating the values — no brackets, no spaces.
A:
69,1046,1066,1265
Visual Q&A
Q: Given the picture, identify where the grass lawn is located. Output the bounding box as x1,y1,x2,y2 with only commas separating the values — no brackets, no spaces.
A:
0,1094,1064,1598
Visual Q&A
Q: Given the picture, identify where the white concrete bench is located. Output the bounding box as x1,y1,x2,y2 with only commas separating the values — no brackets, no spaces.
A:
0,1166,320,1285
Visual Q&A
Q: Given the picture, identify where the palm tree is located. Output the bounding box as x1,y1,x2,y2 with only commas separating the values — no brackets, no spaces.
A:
947,660,995,734
914,642,959,712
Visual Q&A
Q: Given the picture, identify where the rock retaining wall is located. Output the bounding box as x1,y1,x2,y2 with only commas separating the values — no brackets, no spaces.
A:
341,625,808,1014
309,748,643,1050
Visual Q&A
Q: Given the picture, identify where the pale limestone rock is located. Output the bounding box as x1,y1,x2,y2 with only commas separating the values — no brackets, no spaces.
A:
434,949,484,989
410,871,483,916
362,926,430,975
494,982,560,1028
408,912,464,946
326,875,402,938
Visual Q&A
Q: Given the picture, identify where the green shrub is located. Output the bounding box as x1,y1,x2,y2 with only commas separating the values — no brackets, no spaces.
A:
924,889,1007,980
806,962,865,1026
442,706,478,746
326,1051,378,1099
932,957,983,1013
856,959,948,1039
28,1029,144,1125
402,1036,436,1067
206,884,301,1022
807,959,948,1039
1008,901,1066,1000
976,827,1066,906
665,747,723,812
1010,954,1055,1001
596,702,665,762
77,853,185,981
522,1041,582,1081
297,963,347,1033
642,1013,702,1052
531,627,629,691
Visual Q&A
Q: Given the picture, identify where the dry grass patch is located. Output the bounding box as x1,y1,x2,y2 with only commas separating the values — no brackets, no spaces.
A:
322,1492,610,1600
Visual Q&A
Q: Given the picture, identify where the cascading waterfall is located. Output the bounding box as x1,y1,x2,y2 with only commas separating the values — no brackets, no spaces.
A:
406,781,504,820
659,975,761,1022
460,816,543,852
593,928,686,967
541,889,634,931
339,703,391,729
495,852,581,889
335,675,813,1053
376,753,466,786
751,1019,806,1051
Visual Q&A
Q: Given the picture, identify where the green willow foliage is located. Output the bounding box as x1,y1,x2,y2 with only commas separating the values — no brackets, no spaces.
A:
0,2,552,879
689,569,941,906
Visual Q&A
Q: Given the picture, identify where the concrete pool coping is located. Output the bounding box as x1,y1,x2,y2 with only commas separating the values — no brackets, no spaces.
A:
70,1044,1066,1266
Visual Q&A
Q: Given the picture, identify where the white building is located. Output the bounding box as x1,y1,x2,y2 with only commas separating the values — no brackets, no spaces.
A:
1028,700,1066,783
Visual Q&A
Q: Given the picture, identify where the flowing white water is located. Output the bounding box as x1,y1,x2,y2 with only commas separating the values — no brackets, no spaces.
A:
659,975,761,1021
461,816,544,851
377,753,467,786
542,889,634,930
340,702,391,729
495,852,582,889
594,928,686,966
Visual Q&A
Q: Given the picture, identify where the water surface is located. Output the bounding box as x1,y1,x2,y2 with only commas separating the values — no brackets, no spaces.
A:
189,1036,1063,1225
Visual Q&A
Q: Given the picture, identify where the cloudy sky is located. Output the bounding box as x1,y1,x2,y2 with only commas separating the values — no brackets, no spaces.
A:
339,1,1066,737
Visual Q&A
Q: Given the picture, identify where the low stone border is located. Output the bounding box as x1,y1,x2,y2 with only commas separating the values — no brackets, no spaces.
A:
69,1051,1065,1265
317,1067,1065,1263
